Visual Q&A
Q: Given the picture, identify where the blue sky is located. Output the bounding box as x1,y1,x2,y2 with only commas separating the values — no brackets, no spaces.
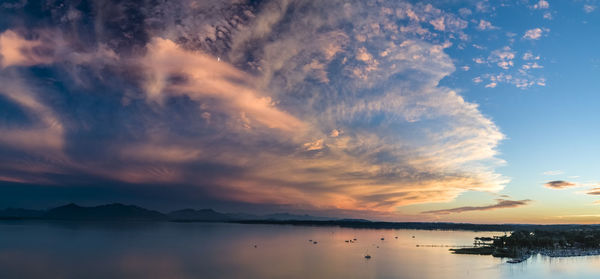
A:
0,0,599,223
401,0,600,222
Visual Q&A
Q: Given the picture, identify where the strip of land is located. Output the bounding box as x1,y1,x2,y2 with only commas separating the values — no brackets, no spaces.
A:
451,230,600,260
232,219,600,232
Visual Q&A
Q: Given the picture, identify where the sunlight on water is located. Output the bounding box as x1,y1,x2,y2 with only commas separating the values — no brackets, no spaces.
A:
1,221,600,278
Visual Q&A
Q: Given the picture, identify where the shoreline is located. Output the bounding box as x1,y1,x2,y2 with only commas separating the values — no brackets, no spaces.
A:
536,248,600,258
3,217,600,233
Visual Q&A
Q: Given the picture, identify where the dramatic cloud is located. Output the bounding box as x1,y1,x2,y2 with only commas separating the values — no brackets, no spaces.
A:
421,199,532,215
544,180,577,189
0,0,507,216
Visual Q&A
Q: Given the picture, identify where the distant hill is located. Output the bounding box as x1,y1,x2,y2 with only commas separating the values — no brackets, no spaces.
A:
44,203,167,221
263,213,334,221
0,203,333,222
3,203,600,232
167,209,231,221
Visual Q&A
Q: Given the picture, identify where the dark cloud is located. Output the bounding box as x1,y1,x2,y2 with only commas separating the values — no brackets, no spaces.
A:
0,0,508,217
544,180,577,189
421,199,532,215
586,187,600,195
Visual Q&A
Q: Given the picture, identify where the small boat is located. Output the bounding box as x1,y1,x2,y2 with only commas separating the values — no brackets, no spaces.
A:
364,255,371,259
412,236,415,238
380,237,384,241
507,255,529,264
313,241,318,244
395,236,398,239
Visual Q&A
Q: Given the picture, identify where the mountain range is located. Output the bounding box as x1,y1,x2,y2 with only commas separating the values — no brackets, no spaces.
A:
0,203,335,222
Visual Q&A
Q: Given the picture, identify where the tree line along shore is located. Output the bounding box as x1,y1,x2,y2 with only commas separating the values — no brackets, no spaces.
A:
451,229,600,259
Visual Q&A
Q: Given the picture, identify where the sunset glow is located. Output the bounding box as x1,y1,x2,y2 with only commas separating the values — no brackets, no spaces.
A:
1,0,600,224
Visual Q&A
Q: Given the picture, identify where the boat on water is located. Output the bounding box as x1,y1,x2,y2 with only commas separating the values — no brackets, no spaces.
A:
364,255,371,259
507,255,530,264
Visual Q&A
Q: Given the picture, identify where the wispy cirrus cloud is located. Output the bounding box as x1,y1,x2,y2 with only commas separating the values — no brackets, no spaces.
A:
543,170,564,176
421,199,532,215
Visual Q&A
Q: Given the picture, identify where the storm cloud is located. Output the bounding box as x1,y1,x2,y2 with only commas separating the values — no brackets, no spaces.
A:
0,0,507,216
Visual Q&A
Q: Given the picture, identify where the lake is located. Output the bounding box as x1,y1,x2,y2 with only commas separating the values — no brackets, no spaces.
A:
1,221,600,278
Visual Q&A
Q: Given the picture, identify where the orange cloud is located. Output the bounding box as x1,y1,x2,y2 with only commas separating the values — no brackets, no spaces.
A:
141,38,306,133
421,199,532,215
0,1,508,218
544,180,577,189
0,75,64,153
0,30,54,68
587,187,600,195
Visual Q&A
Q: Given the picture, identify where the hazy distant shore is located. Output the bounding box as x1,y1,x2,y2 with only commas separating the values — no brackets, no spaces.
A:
231,219,600,232
2,203,600,233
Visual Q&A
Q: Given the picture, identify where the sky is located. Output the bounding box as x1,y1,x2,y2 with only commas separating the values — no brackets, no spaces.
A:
0,0,599,224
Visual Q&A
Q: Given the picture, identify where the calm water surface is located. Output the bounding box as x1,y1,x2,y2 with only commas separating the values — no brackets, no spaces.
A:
1,221,600,278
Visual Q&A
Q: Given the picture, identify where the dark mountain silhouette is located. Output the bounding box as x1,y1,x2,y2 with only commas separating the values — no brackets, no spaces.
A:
0,203,333,222
3,203,600,232
263,213,333,221
167,209,231,221
44,203,167,220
